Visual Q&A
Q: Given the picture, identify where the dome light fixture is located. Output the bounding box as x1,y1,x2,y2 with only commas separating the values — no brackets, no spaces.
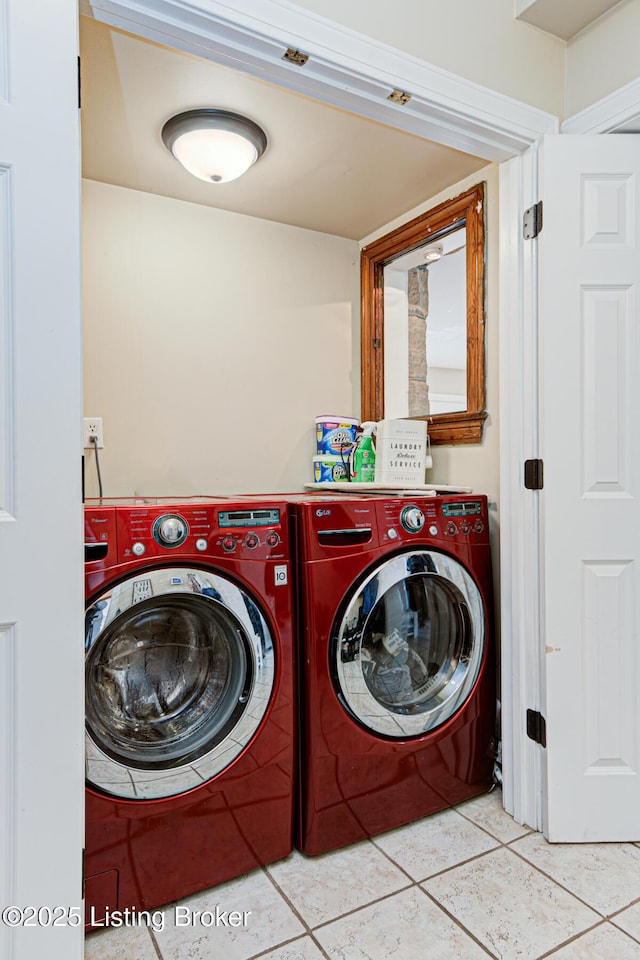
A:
161,109,268,184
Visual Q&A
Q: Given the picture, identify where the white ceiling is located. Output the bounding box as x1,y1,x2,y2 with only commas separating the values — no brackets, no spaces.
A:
79,16,487,241
515,0,623,41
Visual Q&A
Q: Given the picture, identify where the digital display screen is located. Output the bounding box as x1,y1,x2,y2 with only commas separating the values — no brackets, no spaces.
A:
442,501,482,517
219,509,280,528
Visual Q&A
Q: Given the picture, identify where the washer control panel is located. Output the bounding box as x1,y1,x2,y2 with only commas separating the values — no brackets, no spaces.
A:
112,500,288,562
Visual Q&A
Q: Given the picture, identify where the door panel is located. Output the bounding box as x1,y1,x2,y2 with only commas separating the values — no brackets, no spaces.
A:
0,1,83,956
540,134,640,841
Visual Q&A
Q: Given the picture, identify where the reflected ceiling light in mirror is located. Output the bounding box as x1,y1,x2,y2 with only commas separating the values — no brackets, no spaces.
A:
161,109,267,183
423,241,444,263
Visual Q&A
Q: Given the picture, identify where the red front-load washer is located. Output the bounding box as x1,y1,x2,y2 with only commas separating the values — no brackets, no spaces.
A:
292,493,495,856
83,497,295,926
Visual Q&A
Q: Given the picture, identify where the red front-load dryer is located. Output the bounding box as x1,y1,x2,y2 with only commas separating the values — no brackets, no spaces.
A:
83,497,295,926
292,493,495,856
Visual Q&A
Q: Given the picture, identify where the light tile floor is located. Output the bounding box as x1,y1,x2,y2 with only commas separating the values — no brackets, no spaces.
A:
85,789,640,960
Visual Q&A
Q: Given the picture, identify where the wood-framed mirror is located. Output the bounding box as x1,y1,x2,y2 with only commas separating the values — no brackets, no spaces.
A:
361,182,487,444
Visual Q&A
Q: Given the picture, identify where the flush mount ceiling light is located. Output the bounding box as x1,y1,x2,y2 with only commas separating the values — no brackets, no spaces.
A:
161,109,267,184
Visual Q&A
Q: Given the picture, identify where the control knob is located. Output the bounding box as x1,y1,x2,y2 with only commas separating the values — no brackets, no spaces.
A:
154,514,188,547
400,506,425,534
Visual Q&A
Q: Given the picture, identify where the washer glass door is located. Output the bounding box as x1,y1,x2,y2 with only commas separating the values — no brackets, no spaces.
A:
335,550,485,738
85,567,274,799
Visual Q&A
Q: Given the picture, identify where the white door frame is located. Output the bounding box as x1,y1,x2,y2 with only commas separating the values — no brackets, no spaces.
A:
85,0,640,831
82,0,557,829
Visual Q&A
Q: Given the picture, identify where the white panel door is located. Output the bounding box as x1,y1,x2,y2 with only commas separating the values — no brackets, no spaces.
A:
540,134,640,841
0,1,84,958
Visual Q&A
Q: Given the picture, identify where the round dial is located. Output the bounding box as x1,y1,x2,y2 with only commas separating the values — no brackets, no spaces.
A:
222,535,236,553
153,514,188,548
400,506,425,533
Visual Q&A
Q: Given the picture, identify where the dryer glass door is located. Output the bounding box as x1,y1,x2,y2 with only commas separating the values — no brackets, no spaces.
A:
334,550,485,738
85,567,274,799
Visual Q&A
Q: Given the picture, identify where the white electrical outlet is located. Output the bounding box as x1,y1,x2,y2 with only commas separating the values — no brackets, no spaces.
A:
83,417,104,449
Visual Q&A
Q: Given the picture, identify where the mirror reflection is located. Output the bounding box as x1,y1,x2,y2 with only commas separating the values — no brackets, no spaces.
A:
383,223,467,418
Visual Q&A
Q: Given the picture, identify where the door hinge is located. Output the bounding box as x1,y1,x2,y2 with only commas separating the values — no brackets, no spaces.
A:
526,709,547,748
524,458,544,490
77,56,81,109
523,201,543,239
372,338,381,349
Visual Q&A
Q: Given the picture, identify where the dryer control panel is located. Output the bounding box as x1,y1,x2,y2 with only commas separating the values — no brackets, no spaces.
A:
377,495,489,546
300,493,489,560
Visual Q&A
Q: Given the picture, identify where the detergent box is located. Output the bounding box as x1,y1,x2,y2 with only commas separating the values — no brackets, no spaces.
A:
374,419,428,485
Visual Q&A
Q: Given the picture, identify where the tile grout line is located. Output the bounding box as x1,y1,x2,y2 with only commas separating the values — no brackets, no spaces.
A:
307,878,416,934
260,864,333,960
148,924,165,960
454,795,536,846
368,834,433,884
503,840,640,920
245,932,329,960
534,918,613,959
417,885,501,959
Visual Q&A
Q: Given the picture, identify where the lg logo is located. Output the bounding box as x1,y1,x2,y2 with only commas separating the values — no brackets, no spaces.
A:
316,509,331,517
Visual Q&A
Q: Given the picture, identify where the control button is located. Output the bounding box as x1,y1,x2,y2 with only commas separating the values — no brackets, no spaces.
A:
387,527,398,539
195,538,208,552
460,521,471,535
266,532,280,548
445,521,457,536
154,514,188,547
222,535,236,553
428,525,438,536
473,519,485,534
244,533,259,549
132,541,146,556
400,506,425,533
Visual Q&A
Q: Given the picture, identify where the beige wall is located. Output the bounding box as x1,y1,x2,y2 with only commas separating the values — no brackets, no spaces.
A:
360,163,501,517
82,179,359,497
288,0,565,118
566,0,640,117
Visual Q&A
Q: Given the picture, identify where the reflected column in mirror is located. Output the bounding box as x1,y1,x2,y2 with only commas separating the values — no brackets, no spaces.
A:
383,223,467,419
